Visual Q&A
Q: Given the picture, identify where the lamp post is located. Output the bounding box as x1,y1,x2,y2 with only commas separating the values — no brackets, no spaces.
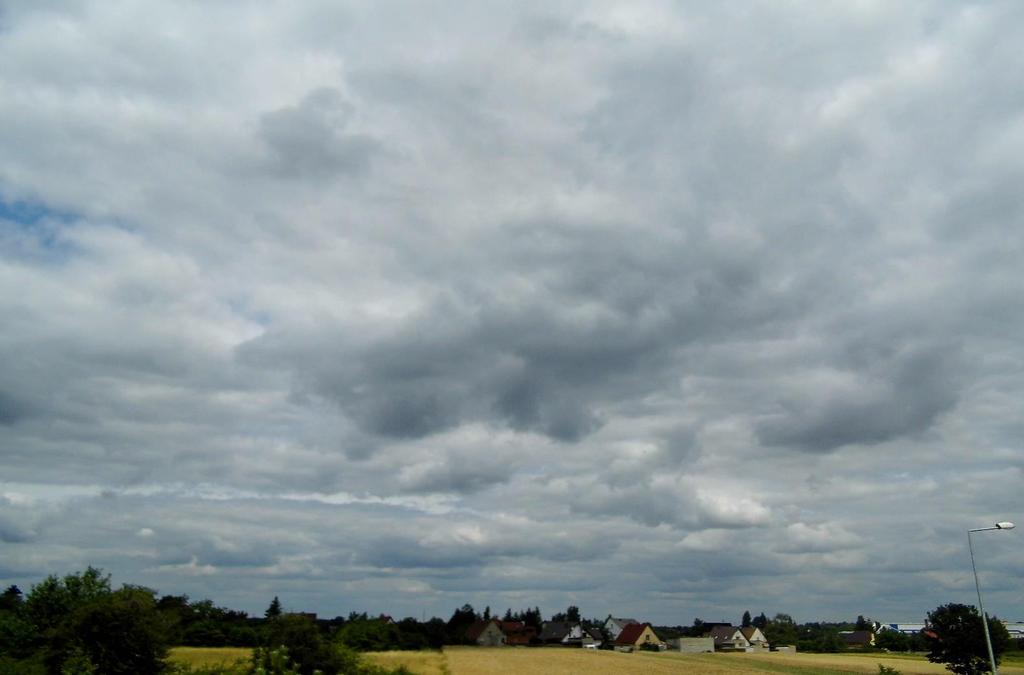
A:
968,521,1015,675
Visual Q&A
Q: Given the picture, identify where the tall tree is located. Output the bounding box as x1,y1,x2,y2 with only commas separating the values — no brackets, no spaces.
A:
742,610,752,628
0,585,22,612
566,606,581,623
752,612,768,629
265,596,283,619
764,613,798,648
925,603,1010,675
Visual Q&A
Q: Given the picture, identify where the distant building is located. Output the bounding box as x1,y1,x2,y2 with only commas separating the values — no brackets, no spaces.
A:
839,630,875,648
604,616,639,640
614,623,661,651
666,637,714,653
708,626,750,652
465,619,506,647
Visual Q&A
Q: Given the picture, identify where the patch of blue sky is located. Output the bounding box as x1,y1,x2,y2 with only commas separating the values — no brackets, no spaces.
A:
0,197,82,263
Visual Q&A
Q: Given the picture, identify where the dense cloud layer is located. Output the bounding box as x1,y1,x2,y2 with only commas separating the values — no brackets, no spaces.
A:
1,1,1023,623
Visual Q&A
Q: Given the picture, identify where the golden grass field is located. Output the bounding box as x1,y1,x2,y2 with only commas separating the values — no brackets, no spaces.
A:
173,646,1024,674
368,647,1024,675
168,646,252,669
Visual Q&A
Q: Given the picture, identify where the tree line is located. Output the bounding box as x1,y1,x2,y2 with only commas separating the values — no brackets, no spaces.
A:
1,569,1019,674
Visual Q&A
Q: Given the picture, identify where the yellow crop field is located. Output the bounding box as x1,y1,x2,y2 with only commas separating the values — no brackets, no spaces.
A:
365,650,450,675
168,647,252,669
431,647,1024,675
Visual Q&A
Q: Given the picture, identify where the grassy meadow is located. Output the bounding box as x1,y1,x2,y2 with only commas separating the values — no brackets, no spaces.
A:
379,647,1024,675
174,646,1024,674
168,647,253,670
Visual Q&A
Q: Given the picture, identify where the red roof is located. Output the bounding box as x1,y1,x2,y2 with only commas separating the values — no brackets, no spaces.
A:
615,622,656,645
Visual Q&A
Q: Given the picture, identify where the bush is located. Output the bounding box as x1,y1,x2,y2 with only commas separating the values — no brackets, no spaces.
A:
263,615,359,675
51,585,169,675
878,665,902,675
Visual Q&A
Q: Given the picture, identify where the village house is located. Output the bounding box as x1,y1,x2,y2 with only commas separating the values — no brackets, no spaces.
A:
740,626,769,651
465,619,506,647
537,621,601,647
708,625,750,652
613,622,661,652
498,620,535,646
603,616,638,640
839,630,875,649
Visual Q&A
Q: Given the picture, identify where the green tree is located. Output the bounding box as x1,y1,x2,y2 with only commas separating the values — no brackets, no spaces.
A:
741,611,752,628
566,606,581,623
765,613,798,648
336,619,399,651
875,629,911,652
264,613,351,675
266,597,283,620
752,613,768,630
925,603,1011,675
26,567,111,636
51,585,169,675
0,588,22,613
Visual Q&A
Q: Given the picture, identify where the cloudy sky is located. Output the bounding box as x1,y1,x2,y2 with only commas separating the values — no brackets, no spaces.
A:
2,1,1023,625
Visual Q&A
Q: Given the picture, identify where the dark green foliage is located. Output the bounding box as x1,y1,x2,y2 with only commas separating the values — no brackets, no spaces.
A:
444,605,477,644
874,629,912,652
0,606,36,659
925,603,1010,675
49,585,169,675
26,567,112,636
266,598,283,620
0,588,22,613
0,654,46,675
813,628,844,653
752,613,768,630
551,606,581,623
58,646,96,675
156,595,255,648
741,611,752,628
263,614,352,675
336,620,400,652
878,665,902,675
856,615,871,631
764,613,798,647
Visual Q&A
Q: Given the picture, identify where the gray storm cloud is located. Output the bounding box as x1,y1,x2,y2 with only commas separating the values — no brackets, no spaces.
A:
1,1,1023,623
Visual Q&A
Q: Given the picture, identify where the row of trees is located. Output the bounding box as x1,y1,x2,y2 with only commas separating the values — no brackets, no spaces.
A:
0,569,417,674
2,569,1017,674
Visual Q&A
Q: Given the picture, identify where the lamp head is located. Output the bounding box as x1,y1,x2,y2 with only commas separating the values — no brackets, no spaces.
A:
995,522,1015,530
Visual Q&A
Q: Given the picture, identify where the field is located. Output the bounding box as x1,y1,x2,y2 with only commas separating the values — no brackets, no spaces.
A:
168,647,252,669
173,646,1024,674
368,647,1024,675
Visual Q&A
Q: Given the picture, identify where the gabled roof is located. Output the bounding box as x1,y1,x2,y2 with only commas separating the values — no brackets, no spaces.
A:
498,620,528,634
740,626,766,642
465,619,499,641
615,622,657,645
607,616,639,627
709,625,745,644
538,621,573,642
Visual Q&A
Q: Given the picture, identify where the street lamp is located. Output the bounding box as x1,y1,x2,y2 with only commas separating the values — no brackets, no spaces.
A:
968,521,1015,675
